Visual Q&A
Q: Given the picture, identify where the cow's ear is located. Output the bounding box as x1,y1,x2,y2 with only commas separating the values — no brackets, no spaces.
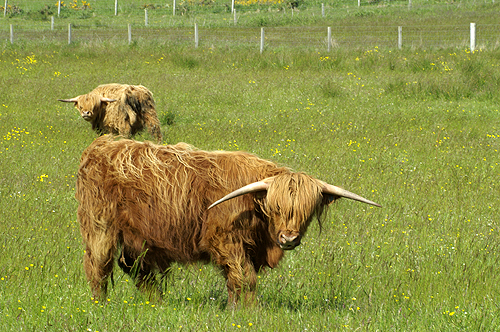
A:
254,191,267,199
323,194,339,205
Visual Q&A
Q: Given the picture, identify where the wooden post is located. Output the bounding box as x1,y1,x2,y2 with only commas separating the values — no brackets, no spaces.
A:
145,9,148,26
398,26,402,50
68,23,71,44
194,23,198,48
322,3,325,17
128,24,132,44
173,0,176,16
57,0,61,17
51,16,54,30
327,26,331,52
231,0,234,13
470,22,476,52
9,24,13,44
260,27,264,54
233,8,237,25
408,0,412,10
358,0,361,7
115,0,118,16
4,0,7,17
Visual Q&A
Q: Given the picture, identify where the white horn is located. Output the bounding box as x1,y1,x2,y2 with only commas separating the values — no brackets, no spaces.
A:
58,97,79,103
101,97,117,103
207,177,274,210
320,181,381,207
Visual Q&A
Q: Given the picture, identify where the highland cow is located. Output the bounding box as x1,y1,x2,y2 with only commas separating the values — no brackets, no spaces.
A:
76,136,380,304
58,84,162,142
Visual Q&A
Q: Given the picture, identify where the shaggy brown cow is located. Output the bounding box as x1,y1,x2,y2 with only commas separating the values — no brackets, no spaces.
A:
58,83,162,143
76,135,380,304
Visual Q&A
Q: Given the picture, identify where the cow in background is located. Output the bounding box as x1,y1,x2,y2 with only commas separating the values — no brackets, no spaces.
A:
58,84,162,143
76,136,380,305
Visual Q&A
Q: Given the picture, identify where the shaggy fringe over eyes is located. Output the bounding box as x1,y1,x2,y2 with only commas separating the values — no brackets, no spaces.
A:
263,173,327,232
76,93,102,117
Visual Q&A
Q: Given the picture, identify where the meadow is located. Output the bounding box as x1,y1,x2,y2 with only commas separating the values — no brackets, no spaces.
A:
1,2,500,331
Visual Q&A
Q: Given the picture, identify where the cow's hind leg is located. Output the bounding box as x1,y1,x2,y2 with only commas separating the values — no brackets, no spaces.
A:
83,230,118,299
118,246,167,301
136,259,172,301
143,110,163,143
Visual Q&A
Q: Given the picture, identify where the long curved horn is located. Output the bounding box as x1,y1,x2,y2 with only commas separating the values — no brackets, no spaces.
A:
101,97,117,103
58,97,79,103
207,178,274,210
320,181,381,207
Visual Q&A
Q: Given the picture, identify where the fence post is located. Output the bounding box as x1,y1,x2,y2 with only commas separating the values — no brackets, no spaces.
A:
128,24,132,44
260,27,265,54
470,22,476,52
327,26,331,52
57,0,61,17
51,16,54,30
322,3,325,17
145,9,148,26
4,0,7,17
173,0,176,16
68,23,71,44
398,26,402,50
408,0,412,10
114,0,118,16
194,23,198,48
358,0,360,7
9,24,13,44
231,0,234,13
233,8,237,25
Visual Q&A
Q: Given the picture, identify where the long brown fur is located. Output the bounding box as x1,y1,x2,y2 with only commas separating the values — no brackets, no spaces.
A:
60,84,162,143
76,136,336,305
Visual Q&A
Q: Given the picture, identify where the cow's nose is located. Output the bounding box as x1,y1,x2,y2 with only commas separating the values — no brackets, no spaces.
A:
279,233,301,250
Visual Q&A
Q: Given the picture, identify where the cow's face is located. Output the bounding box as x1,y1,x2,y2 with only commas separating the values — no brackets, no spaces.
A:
59,93,116,122
208,171,380,251
263,173,324,250
75,94,105,121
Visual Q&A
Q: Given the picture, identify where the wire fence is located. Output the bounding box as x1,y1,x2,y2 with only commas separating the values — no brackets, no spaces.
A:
1,0,500,50
2,22,500,51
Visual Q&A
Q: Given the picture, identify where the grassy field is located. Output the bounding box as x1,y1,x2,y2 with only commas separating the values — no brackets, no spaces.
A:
1,3,500,331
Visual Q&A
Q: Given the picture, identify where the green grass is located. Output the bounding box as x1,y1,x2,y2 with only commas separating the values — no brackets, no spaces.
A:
1,10,500,331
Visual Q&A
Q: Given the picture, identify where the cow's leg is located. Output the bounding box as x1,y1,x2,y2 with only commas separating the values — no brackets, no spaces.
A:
224,257,257,306
135,265,166,301
135,261,172,302
156,261,172,297
82,229,117,299
117,246,157,296
242,261,258,305
135,267,155,291
118,121,133,138
144,111,162,143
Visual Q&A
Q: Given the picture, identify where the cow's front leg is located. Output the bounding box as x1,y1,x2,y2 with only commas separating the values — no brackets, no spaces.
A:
224,257,257,307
